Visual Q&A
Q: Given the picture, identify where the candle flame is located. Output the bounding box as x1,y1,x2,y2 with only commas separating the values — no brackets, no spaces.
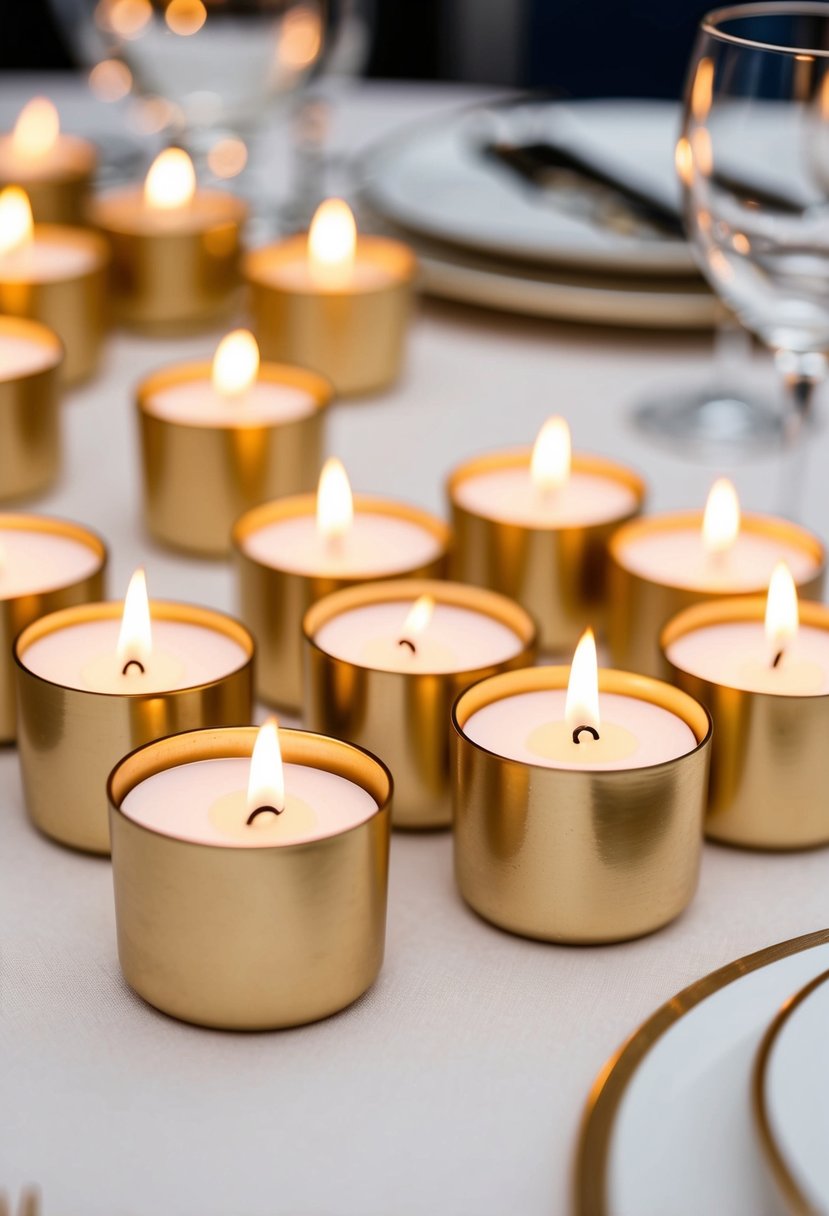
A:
316,457,353,544
247,718,285,818
766,562,799,662
212,329,260,398
13,98,60,159
691,57,714,123
117,567,152,674
531,415,571,495
702,478,740,556
144,148,196,211
308,198,356,286
0,187,34,257
565,628,601,738
401,595,434,645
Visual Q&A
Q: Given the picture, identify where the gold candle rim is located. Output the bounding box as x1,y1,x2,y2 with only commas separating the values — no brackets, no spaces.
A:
0,314,63,376
609,510,826,593
0,512,107,602
304,577,537,679
452,663,712,774
135,358,333,429
108,724,394,853
14,599,255,698
661,595,829,700
447,447,647,529
244,232,417,298
232,492,452,571
0,223,111,282
92,185,248,236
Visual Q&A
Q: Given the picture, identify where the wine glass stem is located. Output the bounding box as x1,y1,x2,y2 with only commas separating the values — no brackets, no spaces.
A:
776,350,825,519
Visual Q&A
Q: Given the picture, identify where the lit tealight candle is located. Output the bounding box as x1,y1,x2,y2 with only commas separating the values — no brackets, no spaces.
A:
0,186,108,383
91,147,247,331
663,573,829,849
136,328,330,555
108,723,392,1029
245,197,416,395
15,567,254,853
449,416,645,652
0,97,97,225
609,479,825,676
452,634,712,943
304,579,537,828
234,461,450,710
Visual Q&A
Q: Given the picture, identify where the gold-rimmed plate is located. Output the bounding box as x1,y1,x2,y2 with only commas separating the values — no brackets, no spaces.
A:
754,970,829,1215
576,930,829,1216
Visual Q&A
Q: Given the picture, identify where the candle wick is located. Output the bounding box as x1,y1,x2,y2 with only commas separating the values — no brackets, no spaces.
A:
246,804,284,826
121,659,146,676
772,649,784,669
397,638,416,655
572,725,600,744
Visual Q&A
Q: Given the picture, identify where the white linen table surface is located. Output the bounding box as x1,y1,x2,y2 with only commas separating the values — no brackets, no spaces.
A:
1,74,828,1216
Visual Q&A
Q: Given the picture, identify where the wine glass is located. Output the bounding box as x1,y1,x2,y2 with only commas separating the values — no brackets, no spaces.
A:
676,2,829,514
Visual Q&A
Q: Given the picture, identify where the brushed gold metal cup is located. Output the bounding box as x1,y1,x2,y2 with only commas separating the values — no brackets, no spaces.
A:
233,495,451,713
452,665,712,944
91,188,247,333
0,226,109,384
663,597,829,850
609,512,826,678
448,450,645,654
0,317,63,501
304,579,537,830
108,725,392,1030
244,234,416,396
14,601,254,855
0,135,96,226
0,513,106,743
136,360,331,556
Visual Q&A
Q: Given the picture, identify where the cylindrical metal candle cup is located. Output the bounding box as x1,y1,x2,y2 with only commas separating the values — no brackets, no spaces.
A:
14,602,254,854
108,726,392,1030
244,235,416,396
0,225,109,384
663,598,829,850
136,360,331,556
452,665,712,944
0,317,63,501
608,512,826,678
91,189,247,333
0,137,96,226
304,579,537,829
0,513,106,742
233,495,451,713
448,450,645,654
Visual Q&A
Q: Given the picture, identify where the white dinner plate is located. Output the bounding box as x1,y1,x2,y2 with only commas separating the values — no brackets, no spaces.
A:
361,99,695,276
755,969,829,1214
576,930,829,1216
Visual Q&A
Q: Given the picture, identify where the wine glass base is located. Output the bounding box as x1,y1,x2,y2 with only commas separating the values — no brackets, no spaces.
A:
632,383,784,459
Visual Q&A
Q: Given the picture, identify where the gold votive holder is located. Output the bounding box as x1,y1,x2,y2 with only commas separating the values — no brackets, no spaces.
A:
136,360,331,557
108,725,392,1030
663,597,829,850
609,512,826,678
91,188,247,333
304,579,537,830
0,136,96,226
0,317,63,501
14,601,254,855
233,495,451,713
447,450,645,654
0,226,109,384
244,235,416,396
452,665,712,944
0,513,106,742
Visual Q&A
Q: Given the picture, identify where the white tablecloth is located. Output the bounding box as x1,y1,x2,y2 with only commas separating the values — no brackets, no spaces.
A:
1,74,828,1216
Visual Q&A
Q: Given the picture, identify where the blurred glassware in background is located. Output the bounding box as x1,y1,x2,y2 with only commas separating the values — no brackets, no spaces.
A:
671,1,829,514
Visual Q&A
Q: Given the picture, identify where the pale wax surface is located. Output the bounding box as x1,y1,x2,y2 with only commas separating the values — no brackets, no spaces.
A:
94,188,241,234
667,621,829,695
259,254,394,293
313,600,525,673
144,378,318,427
0,133,92,178
0,331,58,378
0,527,100,599
241,511,443,577
20,617,248,692
463,689,697,771
618,527,818,592
120,757,378,846
453,466,638,527
0,237,99,281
